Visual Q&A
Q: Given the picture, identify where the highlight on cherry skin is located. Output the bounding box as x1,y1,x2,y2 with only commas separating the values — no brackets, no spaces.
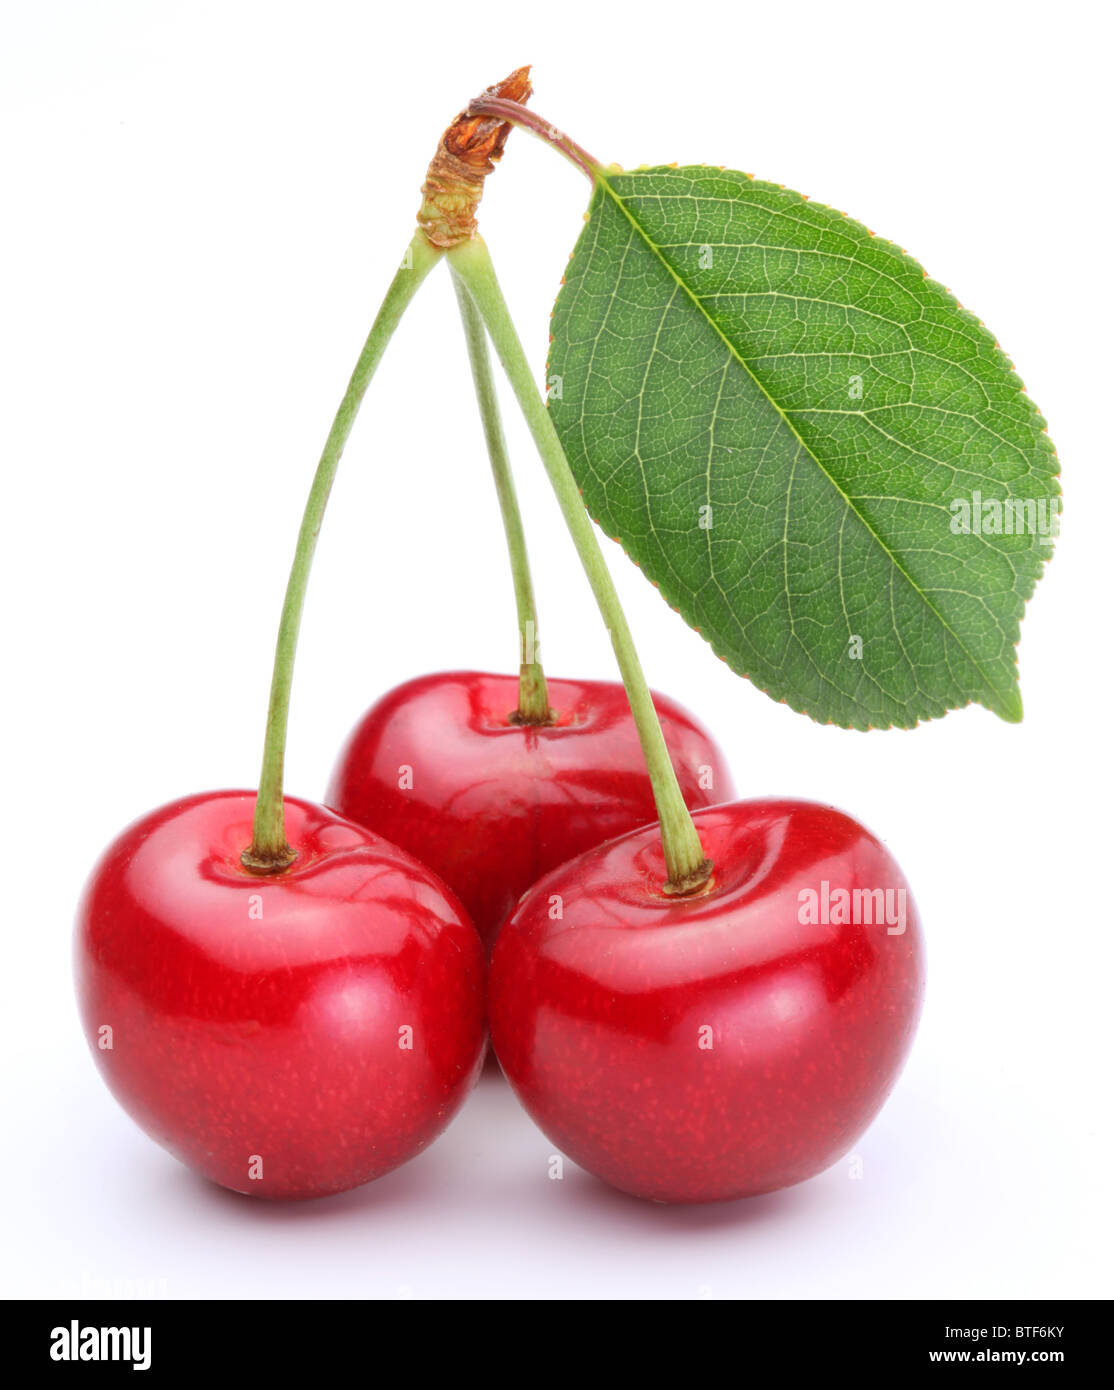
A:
326,670,735,951
488,798,925,1205
74,790,486,1200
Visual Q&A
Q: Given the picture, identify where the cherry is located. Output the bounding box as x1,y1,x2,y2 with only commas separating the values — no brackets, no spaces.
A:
75,790,485,1200
325,670,734,950
488,798,924,1204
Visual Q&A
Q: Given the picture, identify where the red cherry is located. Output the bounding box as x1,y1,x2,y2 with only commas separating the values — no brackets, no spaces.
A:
326,671,734,950
488,799,924,1203
75,790,485,1200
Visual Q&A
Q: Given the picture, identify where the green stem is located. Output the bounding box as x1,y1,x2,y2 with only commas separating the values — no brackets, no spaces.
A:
448,235,711,893
451,268,551,724
243,232,443,872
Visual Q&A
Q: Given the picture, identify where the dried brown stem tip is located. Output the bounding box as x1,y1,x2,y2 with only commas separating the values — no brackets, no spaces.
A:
418,66,533,248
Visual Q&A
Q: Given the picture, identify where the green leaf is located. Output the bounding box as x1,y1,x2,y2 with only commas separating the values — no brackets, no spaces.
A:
547,165,1059,728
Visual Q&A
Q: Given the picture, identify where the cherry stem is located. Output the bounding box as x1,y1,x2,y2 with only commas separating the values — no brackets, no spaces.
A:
448,235,711,894
465,95,599,182
451,269,551,724
243,232,444,873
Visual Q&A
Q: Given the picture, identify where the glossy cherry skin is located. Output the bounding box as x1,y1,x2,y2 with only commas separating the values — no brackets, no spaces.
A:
489,799,925,1203
75,791,485,1200
326,671,734,951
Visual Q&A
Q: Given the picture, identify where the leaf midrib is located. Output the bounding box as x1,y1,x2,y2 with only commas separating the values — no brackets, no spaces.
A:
592,169,1015,716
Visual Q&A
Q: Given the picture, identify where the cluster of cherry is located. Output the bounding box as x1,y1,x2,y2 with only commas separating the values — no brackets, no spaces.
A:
74,69,925,1209
76,665,921,1205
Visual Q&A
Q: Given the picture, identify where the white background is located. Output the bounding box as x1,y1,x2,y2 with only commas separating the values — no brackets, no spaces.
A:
2,1,1110,1300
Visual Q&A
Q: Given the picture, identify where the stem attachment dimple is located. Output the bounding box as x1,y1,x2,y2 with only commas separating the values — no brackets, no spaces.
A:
451,269,551,725
510,659,551,726
448,235,711,894
243,233,443,874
